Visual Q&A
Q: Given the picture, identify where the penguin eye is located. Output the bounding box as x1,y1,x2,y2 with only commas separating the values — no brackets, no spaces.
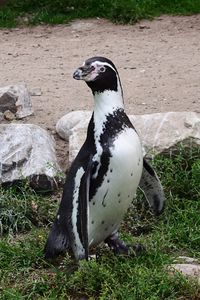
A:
99,66,106,73
90,65,95,71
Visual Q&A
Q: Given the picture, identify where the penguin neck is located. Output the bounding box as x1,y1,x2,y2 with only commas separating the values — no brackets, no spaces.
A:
93,87,124,122
92,87,124,139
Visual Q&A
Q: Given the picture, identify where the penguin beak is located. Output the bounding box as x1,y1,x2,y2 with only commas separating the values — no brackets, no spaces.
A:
73,68,83,80
73,65,95,80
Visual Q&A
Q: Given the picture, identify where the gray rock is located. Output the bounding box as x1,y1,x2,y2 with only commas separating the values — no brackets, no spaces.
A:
130,111,200,156
0,84,33,119
168,257,200,283
56,111,200,164
0,124,62,191
56,110,91,140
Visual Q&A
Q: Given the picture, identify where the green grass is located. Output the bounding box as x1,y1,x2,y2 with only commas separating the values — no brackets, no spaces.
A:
0,0,200,27
0,182,59,235
0,145,200,299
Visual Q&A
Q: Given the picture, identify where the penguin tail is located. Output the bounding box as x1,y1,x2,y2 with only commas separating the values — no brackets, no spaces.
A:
139,158,165,215
44,220,69,260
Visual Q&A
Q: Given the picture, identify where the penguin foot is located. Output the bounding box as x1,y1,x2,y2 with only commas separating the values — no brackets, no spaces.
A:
105,235,129,255
105,233,145,257
128,244,145,256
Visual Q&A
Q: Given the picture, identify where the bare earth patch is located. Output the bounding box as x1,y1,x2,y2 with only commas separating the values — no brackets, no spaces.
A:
0,15,200,167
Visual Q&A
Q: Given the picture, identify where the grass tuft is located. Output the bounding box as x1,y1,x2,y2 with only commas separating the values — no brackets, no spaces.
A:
0,182,58,235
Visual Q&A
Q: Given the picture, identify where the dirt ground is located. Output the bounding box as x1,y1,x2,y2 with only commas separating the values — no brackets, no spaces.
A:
0,15,200,167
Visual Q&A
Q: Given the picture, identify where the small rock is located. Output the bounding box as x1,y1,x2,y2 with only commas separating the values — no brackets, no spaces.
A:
13,53,19,58
168,263,200,283
139,24,150,30
0,84,33,119
30,88,42,96
3,110,15,121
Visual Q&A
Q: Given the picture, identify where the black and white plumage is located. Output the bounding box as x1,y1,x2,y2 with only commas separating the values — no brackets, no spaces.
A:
44,57,165,260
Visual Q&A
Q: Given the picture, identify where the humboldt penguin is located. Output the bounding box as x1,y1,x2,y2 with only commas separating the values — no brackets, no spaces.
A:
44,57,165,260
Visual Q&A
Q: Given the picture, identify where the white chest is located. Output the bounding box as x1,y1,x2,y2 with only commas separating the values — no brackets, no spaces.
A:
88,128,143,246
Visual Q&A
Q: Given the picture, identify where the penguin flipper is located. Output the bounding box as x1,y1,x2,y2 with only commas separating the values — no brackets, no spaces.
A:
139,158,165,215
79,154,93,260
44,217,69,260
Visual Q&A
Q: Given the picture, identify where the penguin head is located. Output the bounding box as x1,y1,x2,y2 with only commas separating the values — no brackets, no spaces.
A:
73,57,121,94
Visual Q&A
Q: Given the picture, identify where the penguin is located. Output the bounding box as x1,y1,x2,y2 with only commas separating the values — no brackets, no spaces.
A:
44,56,165,261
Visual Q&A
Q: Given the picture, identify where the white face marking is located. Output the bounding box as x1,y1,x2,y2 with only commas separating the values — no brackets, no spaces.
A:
91,61,116,72
72,167,85,258
82,60,117,82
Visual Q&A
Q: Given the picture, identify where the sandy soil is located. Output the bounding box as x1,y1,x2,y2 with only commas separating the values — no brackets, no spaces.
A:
0,15,200,167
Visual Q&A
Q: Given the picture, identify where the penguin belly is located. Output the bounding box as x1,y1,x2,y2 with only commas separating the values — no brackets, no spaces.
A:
88,128,143,247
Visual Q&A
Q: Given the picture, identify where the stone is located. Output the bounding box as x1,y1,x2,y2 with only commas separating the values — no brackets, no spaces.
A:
56,111,200,164
130,111,200,157
168,257,200,283
171,264,200,282
56,110,91,140
30,88,42,96
0,124,62,191
3,110,15,121
139,24,150,30
0,84,33,119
